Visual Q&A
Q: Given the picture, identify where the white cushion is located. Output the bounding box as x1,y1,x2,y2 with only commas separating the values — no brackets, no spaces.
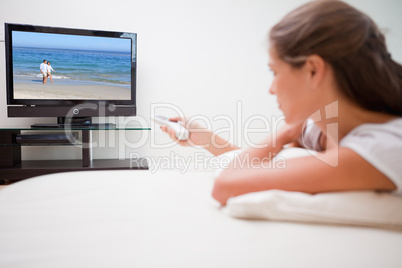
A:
219,148,402,229
224,190,402,229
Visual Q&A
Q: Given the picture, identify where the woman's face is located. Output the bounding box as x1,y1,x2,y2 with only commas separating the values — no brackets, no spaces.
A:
268,48,313,124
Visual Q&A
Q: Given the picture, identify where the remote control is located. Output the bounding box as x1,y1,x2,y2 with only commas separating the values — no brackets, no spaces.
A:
152,115,189,140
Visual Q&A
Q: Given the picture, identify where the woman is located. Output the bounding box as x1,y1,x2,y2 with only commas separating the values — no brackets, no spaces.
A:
46,61,56,83
162,0,402,205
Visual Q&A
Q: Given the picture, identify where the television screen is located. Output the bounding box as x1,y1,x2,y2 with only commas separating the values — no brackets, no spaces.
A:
6,23,137,106
12,32,132,100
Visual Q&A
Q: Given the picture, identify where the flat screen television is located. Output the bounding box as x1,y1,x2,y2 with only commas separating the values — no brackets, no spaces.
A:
5,23,137,127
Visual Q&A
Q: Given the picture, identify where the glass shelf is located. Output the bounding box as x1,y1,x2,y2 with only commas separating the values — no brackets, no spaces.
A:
0,125,150,147
0,125,150,173
0,124,151,131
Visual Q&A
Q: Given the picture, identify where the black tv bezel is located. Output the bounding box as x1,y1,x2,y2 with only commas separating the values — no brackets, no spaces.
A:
5,23,137,107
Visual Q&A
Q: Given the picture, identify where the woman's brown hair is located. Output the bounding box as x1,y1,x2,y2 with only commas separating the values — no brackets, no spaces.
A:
269,0,402,115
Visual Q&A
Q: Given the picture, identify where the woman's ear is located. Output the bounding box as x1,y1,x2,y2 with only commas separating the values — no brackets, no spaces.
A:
304,54,325,89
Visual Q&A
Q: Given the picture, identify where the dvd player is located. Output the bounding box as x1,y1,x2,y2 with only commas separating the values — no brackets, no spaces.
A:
16,133,78,144
31,123,116,129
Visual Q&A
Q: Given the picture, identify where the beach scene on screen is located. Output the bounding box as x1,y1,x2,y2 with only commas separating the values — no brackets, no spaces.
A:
12,31,133,100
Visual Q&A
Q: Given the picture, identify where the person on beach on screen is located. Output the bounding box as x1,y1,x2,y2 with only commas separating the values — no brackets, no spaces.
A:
40,59,48,84
161,0,402,205
46,61,56,83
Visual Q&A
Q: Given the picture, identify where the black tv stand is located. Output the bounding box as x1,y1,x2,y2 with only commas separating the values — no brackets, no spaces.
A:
0,125,150,184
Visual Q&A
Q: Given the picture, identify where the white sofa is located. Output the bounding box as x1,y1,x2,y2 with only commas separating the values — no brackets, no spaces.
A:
0,169,401,268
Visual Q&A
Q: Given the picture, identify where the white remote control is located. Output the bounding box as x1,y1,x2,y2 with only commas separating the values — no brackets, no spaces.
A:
152,115,190,140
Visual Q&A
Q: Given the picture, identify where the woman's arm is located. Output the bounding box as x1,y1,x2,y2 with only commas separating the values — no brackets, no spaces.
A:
160,117,303,157
233,122,304,164
212,147,397,205
161,117,239,156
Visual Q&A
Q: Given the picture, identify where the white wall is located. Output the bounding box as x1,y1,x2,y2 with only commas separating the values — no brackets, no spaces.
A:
1,0,401,169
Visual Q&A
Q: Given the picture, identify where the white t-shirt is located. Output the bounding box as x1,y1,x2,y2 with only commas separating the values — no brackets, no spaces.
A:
47,65,54,73
40,63,47,73
340,118,402,196
300,118,402,195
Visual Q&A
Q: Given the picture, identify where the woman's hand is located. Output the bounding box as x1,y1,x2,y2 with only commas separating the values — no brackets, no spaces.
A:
160,116,212,148
160,116,239,156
